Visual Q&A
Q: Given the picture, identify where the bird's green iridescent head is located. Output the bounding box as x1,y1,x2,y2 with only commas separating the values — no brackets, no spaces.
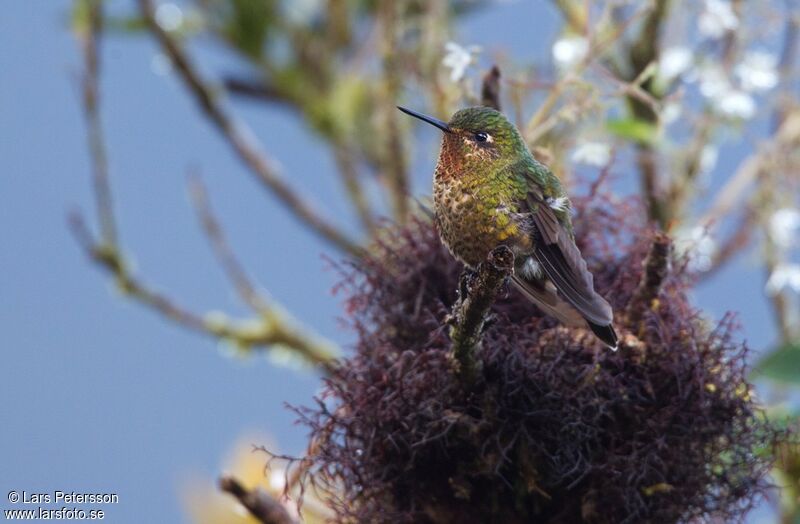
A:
398,105,527,169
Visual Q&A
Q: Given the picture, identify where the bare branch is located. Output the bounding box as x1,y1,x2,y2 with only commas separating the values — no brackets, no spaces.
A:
223,77,293,105
223,80,377,238
667,114,714,221
188,175,270,312
219,476,296,524
71,5,338,371
626,0,671,123
69,211,339,369
332,140,378,237
626,0,672,228
626,232,671,332
771,0,799,132
552,0,588,33
187,176,340,369
69,211,211,333
526,3,654,142
378,0,410,224
137,0,364,257
700,110,800,227
77,0,116,247
594,62,662,117
449,246,515,384
481,65,502,111
636,147,668,228
701,208,755,279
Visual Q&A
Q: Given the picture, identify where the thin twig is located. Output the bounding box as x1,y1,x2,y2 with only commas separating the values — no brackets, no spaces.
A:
552,0,588,33
222,36,377,239
188,175,270,312
526,2,654,142
332,139,378,237
593,62,662,118
481,65,502,111
138,0,363,257
760,188,794,343
626,0,671,123
761,0,800,343
222,81,377,237
222,77,293,105
69,212,339,369
626,0,672,228
69,212,211,333
772,0,799,133
378,0,410,224
636,147,666,227
187,175,340,368
449,246,515,384
72,7,338,369
701,208,755,279
219,476,296,524
700,110,800,227
667,113,714,222
77,0,116,247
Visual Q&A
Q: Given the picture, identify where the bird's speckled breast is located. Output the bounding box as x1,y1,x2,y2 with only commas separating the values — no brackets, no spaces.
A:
434,167,530,267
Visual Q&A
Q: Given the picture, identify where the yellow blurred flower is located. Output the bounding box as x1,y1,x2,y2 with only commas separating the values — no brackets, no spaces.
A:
182,434,333,524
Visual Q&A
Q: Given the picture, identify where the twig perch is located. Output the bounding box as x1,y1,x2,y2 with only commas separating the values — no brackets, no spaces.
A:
627,232,671,331
449,246,515,382
219,476,296,524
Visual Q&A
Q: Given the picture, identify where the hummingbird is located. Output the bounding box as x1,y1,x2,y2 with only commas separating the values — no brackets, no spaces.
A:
398,105,617,349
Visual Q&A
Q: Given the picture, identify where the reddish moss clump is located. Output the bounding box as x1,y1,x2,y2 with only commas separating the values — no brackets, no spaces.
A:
299,189,777,523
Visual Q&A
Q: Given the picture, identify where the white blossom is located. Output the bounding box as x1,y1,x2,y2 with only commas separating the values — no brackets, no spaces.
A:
769,208,800,248
443,42,480,83
571,141,611,167
766,264,800,295
552,36,588,69
697,64,730,98
659,47,693,81
675,226,717,273
269,468,286,491
661,102,682,125
155,2,183,31
698,0,739,39
699,144,718,175
284,0,324,25
735,51,779,92
696,64,756,119
716,90,756,119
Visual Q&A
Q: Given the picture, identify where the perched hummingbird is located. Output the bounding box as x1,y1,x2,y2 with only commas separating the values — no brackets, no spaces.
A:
398,106,617,349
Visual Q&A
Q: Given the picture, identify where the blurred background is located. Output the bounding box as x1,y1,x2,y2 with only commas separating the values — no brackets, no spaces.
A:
1,0,797,522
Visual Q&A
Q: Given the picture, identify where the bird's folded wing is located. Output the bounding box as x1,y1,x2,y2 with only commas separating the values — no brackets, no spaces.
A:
517,169,613,326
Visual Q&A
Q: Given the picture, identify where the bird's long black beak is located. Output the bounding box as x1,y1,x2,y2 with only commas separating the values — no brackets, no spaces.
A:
397,106,451,133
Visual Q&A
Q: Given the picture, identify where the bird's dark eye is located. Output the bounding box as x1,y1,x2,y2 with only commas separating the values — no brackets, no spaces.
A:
474,132,488,143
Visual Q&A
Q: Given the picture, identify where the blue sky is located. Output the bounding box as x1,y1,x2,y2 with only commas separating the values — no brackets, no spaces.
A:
0,2,779,522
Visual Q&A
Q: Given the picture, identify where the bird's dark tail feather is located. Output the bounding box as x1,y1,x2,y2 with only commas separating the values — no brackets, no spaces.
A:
588,322,618,351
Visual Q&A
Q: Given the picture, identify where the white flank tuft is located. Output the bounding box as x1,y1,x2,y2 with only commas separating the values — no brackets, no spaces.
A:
547,196,570,212
521,258,543,279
